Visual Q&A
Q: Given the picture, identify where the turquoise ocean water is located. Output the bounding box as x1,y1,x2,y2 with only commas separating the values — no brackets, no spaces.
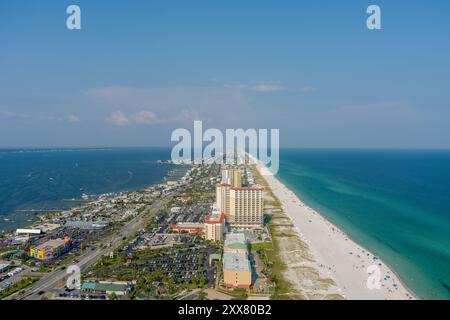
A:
277,149,450,300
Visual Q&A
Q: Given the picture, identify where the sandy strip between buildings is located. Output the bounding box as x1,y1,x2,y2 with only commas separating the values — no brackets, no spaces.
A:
252,157,416,300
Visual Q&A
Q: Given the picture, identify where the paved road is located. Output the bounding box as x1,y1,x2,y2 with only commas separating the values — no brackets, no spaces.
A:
6,197,167,300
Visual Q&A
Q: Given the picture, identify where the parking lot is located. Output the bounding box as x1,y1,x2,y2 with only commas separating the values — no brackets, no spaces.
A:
131,245,218,286
0,267,24,291
86,241,220,297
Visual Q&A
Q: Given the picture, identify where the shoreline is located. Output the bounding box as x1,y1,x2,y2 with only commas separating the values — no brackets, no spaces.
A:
252,157,417,300
0,163,189,235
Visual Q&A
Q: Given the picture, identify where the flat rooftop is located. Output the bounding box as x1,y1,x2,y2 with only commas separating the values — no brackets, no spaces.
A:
223,252,250,272
16,229,41,234
205,205,225,224
81,282,127,292
224,233,247,250
172,222,204,228
34,238,69,250
64,221,107,229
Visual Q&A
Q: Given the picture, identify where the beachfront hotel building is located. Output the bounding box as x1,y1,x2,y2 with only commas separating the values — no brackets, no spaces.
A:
216,166,243,217
229,187,263,228
29,236,71,260
221,166,242,188
221,167,233,185
221,166,233,185
204,205,226,242
216,183,231,218
233,170,242,189
223,233,252,289
216,167,264,228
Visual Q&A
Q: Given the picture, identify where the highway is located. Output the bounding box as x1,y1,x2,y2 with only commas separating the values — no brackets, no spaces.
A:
6,196,167,300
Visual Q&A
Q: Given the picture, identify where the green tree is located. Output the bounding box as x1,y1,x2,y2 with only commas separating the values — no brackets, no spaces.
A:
197,291,207,300
108,292,118,300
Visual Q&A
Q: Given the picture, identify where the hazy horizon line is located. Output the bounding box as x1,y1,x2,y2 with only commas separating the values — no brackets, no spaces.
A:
1,146,450,151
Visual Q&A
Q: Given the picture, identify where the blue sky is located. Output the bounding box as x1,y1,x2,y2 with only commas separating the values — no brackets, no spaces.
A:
0,0,449,148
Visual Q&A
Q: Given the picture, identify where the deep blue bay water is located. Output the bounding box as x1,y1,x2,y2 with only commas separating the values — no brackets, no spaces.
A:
277,149,450,300
0,147,175,232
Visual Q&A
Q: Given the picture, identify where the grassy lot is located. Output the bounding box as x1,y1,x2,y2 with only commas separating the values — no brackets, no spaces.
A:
250,165,303,300
0,276,40,299
260,227,303,300
250,242,273,252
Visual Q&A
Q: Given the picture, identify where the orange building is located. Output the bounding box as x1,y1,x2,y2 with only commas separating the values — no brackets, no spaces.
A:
29,236,71,260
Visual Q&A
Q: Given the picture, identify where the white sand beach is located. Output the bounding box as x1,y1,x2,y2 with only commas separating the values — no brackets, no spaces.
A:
253,158,416,300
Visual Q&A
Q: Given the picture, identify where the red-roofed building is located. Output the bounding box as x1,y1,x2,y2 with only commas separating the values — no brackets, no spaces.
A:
204,205,226,242
170,222,204,235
